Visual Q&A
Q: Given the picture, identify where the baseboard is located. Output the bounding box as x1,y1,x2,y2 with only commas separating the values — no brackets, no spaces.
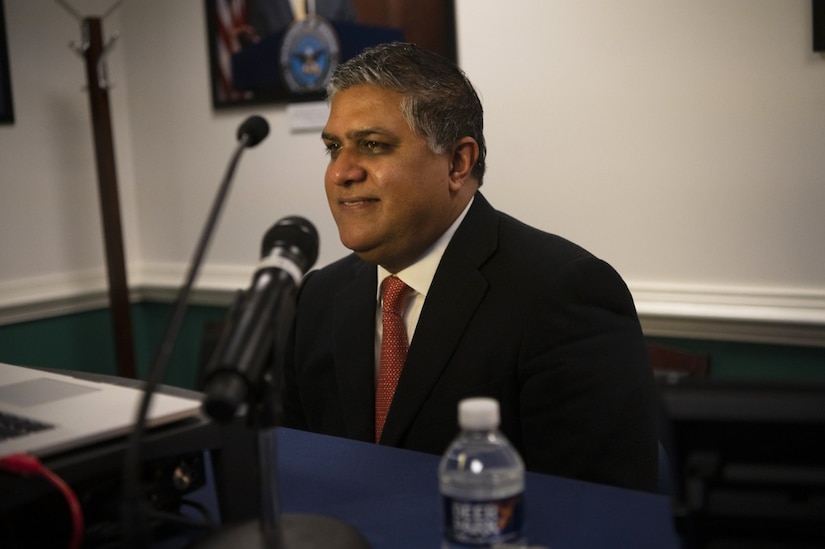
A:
2,267,824,347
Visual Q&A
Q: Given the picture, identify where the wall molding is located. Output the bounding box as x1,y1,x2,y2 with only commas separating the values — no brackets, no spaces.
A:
632,282,825,347
0,270,118,326
2,267,824,347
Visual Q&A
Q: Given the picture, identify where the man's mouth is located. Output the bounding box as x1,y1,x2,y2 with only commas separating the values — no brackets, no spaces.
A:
340,198,378,206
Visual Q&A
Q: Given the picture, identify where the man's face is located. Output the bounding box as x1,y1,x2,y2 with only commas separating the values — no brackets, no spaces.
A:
321,85,460,272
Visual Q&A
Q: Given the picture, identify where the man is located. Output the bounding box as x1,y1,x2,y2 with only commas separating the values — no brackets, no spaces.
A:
281,42,658,492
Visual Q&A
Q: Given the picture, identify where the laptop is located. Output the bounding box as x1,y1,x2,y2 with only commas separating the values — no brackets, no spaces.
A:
0,362,203,459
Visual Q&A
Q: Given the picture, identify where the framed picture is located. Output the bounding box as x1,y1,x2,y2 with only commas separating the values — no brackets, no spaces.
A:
0,0,14,124
204,0,456,109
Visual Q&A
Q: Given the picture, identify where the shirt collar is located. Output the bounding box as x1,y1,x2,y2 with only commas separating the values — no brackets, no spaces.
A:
377,196,475,300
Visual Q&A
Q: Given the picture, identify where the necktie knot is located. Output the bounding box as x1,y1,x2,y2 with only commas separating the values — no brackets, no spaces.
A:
382,276,413,316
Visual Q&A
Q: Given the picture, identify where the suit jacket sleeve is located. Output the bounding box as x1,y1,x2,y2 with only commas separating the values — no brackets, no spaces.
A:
515,254,657,491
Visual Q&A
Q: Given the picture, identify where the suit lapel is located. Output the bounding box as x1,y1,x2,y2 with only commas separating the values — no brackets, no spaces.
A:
380,194,500,445
333,260,378,442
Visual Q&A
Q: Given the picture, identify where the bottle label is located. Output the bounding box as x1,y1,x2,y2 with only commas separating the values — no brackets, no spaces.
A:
442,493,524,546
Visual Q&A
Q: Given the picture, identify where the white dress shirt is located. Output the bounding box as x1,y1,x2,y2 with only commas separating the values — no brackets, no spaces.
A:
373,197,474,375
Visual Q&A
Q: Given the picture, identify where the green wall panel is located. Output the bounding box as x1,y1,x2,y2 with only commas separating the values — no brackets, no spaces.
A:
646,337,825,381
2,304,824,388
132,302,230,389
0,303,229,389
0,309,118,376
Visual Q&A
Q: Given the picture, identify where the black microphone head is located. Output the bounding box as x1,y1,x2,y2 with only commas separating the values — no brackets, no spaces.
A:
237,115,270,147
261,216,319,273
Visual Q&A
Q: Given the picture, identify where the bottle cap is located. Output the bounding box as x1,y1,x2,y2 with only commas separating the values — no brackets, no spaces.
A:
458,397,500,430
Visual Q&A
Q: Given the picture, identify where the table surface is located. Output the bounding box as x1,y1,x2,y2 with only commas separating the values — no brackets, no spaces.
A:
274,428,681,549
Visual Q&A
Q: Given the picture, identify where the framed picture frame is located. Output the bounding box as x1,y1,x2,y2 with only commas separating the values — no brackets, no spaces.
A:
0,0,15,124
204,0,456,109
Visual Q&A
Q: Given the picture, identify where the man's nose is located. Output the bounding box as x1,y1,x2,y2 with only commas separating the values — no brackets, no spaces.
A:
328,150,367,186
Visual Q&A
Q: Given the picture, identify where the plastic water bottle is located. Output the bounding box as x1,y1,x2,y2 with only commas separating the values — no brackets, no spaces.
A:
439,398,526,548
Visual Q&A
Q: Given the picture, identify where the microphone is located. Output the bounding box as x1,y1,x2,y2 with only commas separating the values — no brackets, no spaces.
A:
194,221,370,549
121,115,269,548
237,115,269,148
201,216,319,422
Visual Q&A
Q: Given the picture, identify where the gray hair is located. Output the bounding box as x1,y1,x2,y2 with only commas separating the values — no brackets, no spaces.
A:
327,42,486,184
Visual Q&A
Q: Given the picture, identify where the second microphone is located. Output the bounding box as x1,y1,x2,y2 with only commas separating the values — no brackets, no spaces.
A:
201,216,319,422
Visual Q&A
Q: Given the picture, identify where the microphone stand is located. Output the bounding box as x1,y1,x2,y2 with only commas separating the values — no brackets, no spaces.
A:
193,372,371,549
121,118,267,547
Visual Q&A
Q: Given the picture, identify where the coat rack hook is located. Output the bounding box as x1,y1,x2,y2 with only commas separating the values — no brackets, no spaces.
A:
96,32,119,89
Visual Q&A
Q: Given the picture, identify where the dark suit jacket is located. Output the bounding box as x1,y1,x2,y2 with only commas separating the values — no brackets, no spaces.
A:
281,193,658,492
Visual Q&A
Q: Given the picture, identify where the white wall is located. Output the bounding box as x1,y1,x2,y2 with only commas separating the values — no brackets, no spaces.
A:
1,0,824,345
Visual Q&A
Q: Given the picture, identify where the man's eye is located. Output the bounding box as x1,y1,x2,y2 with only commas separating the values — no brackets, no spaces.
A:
362,141,389,154
324,143,340,157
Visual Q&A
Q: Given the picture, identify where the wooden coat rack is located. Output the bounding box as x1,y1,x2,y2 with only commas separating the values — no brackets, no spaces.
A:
60,0,136,379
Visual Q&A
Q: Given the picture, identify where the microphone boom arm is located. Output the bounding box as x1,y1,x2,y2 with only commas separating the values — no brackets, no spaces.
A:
121,118,268,547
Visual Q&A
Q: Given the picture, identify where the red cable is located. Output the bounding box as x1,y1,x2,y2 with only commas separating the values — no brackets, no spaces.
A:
0,453,85,549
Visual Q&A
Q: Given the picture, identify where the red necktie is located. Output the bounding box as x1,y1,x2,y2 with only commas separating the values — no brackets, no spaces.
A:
375,276,414,442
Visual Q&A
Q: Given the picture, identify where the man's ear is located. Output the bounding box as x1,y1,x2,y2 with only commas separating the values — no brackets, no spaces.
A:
448,137,480,190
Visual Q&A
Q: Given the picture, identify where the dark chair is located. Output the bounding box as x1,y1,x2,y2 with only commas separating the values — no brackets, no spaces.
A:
648,343,710,500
